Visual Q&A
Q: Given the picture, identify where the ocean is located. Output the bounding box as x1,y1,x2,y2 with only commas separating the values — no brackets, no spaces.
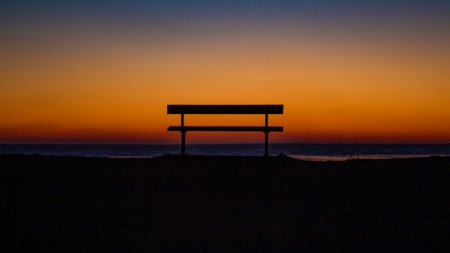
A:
2,143,450,161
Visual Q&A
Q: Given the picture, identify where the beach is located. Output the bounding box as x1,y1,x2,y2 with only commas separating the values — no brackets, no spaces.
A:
1,154,449,251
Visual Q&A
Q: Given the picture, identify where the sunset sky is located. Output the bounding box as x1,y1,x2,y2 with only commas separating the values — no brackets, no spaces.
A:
1,1,449,144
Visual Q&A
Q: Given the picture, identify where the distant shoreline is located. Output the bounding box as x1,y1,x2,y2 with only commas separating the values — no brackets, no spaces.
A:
2,153,450,162
2,143,450,160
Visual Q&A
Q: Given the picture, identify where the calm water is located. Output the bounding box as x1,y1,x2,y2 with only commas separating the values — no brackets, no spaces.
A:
2,144,450,161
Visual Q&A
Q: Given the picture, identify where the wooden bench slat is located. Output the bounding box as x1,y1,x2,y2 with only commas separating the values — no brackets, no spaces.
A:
168,126,283,132
167,105,283,114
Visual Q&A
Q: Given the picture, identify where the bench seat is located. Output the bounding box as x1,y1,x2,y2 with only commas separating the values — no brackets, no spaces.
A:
167,104,284,155
168,126,283,132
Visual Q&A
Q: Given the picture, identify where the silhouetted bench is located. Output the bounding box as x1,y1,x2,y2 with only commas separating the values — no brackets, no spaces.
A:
167,105,283,156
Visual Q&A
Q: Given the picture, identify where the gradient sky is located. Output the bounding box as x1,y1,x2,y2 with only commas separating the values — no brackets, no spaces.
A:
1,1,449,144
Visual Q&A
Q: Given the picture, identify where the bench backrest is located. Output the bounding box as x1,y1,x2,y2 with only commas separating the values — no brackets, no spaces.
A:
167,105,283,114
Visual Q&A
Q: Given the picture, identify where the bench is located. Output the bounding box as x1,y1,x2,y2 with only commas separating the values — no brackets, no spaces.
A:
167,105,283,156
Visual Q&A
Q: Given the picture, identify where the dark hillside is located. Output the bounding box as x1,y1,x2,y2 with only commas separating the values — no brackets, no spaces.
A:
1,155,449,251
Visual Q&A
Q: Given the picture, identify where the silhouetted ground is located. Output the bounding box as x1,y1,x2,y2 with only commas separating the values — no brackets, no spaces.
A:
1,154,449,252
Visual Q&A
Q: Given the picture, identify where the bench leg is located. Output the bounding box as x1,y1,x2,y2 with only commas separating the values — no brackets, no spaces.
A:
180,113,185,155
264,132,269,156
181,131,186,155
264,113,269,156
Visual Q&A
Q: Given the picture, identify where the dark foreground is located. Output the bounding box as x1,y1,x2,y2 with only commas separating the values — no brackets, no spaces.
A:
1,155,449,252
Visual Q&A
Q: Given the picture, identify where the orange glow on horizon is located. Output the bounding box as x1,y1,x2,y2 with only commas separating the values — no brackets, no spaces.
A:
1,20,449,144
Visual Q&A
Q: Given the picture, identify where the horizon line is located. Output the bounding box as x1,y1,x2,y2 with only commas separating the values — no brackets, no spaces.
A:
1,142,449,145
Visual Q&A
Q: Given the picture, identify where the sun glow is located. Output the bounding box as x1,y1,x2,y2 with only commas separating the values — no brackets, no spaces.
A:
1,2,449,143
